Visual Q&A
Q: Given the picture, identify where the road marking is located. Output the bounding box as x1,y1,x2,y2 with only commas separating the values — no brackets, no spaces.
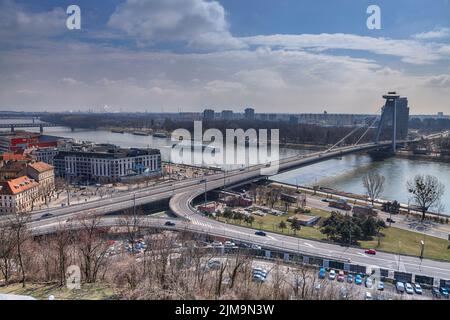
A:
303,242,314,248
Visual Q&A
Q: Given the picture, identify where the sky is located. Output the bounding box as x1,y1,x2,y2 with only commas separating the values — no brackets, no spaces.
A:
0,0,449,114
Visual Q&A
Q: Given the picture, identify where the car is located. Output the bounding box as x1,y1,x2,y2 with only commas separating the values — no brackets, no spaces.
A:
253,270,268,278
365,249,377,255
40,213,54,219
365,278,373,288
224,241,236,247
432,287,441,298
337,271,345,282
252,274,266,283
211,241,223,247
386,218,396,223
255,231,266,236
355,274,363,285
414,283,423,294
319,268,326,279
365,292,373,300
328,270,336,280
347,274,353,283
440,287,449,298
377,281,385,291
251,244,262,250
164,221,176,226
207,259,221,269
396,281,405,293
321,198,329,203
405,283,414,294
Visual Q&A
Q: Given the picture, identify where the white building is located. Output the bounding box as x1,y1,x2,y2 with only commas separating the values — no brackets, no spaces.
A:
0,176,40,214
54,147,162,183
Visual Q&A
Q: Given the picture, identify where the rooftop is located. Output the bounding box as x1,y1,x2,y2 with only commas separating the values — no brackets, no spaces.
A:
28,161,54,173
0,176,39,195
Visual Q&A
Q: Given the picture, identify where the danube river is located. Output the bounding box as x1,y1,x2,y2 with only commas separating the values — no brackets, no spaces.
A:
271,154,450,215
2,121,449,214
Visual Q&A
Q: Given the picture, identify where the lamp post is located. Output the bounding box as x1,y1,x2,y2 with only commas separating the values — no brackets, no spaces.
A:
420,240,425,260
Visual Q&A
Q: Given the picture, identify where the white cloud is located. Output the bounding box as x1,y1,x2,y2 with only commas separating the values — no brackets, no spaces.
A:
413,27,450,40
241,33,450,65
421,74,450,88
107,0,245,50
0,0,66,39
61,77,84,86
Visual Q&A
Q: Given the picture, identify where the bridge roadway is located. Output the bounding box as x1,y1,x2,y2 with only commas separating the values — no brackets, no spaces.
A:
30,214,450,281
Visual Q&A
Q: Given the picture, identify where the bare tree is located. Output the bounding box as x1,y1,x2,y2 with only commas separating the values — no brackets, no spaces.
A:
74,215,110,283
0,222,16,284
118,208,142,254
9,214,31,287
407,174,445,221
53,224,73,286
362,172,385,205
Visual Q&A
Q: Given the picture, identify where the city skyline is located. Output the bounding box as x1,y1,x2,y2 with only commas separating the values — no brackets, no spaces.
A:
0,0,449,114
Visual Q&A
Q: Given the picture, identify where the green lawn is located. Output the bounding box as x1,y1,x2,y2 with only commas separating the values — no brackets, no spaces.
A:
0,283,117,300
217,207,330,241
360,227,450,262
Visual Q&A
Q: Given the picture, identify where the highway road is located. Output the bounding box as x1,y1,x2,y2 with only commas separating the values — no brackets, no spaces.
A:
170,189,450,280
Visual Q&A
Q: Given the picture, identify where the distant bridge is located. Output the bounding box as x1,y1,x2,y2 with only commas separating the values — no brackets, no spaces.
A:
0,122,61,133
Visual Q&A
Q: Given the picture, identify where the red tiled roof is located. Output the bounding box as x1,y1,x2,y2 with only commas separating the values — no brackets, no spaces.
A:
28,161,53,173
0,176,38,195
1,153,29,161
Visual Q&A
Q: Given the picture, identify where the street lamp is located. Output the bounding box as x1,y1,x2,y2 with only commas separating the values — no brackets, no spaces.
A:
420,240,425,260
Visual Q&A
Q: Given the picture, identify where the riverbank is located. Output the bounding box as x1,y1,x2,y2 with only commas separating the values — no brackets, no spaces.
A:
271,181,450,220
395,151,450,164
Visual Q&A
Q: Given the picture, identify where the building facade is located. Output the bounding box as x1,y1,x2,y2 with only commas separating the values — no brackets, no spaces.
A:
54,147,162,183
0,176,40,214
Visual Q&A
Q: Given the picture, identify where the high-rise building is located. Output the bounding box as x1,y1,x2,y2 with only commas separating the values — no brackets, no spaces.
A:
203,109,215,120
221,110,233,120
377,92,410,141
244,108,255,120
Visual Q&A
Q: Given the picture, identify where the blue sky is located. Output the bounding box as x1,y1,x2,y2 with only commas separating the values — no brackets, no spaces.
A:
1,0,449,113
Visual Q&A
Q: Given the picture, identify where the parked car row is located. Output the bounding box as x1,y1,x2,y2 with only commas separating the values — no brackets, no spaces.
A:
395,281,423,295
209,240,262,251
431,286,449,299
319,268,389,293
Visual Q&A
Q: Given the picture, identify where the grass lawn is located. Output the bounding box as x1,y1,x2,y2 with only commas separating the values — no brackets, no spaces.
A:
217,207,330,241
0,282,117,300
360,227,450,262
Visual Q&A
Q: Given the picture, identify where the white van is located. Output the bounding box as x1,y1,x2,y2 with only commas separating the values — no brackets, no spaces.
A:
396,281,405,293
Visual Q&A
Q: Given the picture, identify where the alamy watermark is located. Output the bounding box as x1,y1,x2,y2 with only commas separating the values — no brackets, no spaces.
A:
66,265,81,290
170,121,280,175
66,5,81,30
367,5,381,30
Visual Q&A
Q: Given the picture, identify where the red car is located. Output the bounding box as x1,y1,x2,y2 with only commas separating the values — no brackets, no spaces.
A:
365,249,377,255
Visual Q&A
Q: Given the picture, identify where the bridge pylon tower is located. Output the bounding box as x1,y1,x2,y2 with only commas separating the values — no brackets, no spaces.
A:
375,91,401,153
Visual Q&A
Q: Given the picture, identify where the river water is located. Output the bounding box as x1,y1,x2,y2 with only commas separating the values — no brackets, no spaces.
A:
271,154,450,215
2,119,449,214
